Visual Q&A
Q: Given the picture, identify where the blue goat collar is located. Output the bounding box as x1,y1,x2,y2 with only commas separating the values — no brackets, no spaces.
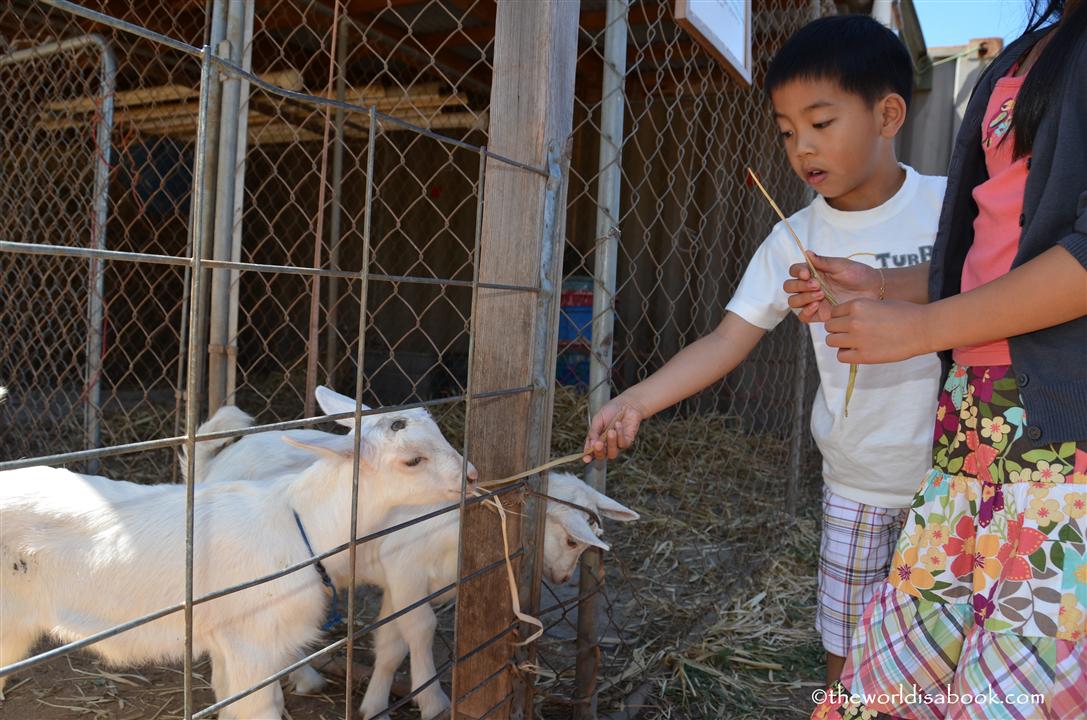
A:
292,510,344,632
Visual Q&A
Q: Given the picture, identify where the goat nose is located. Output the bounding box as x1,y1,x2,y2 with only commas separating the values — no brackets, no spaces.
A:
467,463,479,482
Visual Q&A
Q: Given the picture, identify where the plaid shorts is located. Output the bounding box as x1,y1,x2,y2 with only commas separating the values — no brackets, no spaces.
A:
816,486,907,656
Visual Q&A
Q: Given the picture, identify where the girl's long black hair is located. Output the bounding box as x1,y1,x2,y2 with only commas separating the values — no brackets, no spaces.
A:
1012,0,1087,157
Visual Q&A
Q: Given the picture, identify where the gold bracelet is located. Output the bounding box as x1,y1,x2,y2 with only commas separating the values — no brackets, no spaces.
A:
844,253,886,301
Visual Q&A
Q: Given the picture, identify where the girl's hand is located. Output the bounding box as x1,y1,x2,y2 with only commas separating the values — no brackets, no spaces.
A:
783,252,883,323
582,396,646,462
824,299,933,364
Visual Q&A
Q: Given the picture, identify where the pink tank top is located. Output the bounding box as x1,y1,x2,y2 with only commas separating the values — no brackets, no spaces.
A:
952,69,1029,367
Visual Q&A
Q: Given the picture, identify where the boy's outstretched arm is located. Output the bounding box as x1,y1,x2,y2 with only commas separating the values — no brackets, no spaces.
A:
783,252,930,322
582,312,765,461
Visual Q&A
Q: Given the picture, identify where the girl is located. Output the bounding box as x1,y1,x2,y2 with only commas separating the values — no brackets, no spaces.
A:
786,1,1087,717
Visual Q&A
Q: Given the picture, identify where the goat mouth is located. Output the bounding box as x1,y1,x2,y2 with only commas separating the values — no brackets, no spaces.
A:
451,483,480,498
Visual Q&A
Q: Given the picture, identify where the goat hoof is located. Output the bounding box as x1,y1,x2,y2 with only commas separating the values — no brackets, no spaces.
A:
289,665,327,694
358,700,385,720
419,696,451,720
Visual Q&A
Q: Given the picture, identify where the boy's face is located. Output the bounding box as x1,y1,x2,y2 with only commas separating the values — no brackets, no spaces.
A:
770,77,898,211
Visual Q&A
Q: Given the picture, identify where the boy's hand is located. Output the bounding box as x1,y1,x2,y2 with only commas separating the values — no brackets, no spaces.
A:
582,397,646,463
783,252,882,323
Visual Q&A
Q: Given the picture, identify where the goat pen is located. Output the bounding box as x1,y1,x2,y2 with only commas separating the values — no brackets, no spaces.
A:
1,1,828,718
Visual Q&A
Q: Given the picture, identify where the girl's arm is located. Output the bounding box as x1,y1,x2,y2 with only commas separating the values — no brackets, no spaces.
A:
824,245,1087,364
783,252,930,322
583,312,765,461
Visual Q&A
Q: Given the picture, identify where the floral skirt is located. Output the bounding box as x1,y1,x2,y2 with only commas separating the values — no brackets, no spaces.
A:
813,364,1087,720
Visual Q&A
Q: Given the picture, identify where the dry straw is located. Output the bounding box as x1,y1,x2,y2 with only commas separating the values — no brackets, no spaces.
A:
534,388,823,718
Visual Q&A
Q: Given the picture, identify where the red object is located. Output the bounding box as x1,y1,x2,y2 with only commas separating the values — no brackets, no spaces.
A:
560,290,593,307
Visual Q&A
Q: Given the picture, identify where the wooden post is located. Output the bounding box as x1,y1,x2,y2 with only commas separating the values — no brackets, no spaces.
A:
452,1,579,719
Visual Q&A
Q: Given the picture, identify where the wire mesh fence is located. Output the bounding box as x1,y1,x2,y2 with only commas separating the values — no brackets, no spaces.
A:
0,1,529,719
0,0,500,473
537,1,828,717
1,1,828,719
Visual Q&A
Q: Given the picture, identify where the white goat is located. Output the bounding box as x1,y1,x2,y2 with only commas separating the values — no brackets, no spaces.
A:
352,470,637,720
192,387,638,719
0,408,475,718
178,387,454,488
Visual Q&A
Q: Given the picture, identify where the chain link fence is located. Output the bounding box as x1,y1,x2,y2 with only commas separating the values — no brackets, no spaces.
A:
536,1,829,717
1,1,829,719
1,0,498,473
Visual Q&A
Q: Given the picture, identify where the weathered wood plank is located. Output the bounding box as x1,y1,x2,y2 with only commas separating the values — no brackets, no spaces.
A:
451,1,579,718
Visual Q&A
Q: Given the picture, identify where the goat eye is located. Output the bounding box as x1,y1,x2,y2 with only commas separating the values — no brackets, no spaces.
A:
391,419,407,432
566,538,578,549
405,456,424,467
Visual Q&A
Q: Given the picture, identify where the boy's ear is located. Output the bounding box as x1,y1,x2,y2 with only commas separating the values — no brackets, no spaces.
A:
879,93,907,138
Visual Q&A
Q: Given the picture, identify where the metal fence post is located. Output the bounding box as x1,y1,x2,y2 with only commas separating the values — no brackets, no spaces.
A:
182,46,218,720
513,138,573,720
786,186,815,514
0,35,116,473
225,0,255,405
786,320,809,515
84,36,116,473
324,18,349,388
189,0,226,423
576,1,629,716
207,0,249,414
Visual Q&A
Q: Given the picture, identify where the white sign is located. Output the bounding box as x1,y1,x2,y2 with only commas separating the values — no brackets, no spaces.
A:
675,0,753,86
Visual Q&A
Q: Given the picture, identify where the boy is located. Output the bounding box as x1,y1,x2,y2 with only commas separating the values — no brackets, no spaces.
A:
582,16,944,684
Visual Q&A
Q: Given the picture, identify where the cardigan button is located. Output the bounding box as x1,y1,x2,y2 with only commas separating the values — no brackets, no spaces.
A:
1016,372,1030,387
1018,213,1025,227
1027,425,1043,441
1026,157,1032,170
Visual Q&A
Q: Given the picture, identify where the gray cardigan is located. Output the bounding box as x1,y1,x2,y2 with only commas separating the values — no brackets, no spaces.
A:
929,28,1087,446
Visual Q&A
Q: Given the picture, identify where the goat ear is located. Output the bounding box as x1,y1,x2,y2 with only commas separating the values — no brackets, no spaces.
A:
563,513,610,551
588,489,639,522
315,385,371,429
282,432,362,461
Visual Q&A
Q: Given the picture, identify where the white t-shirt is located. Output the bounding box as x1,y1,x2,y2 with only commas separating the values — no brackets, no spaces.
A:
726,165,944,508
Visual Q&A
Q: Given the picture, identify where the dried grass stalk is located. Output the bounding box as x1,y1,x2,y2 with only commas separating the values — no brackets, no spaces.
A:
746,168,858,416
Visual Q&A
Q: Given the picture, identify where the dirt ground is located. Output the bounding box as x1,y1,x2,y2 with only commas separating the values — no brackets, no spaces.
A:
0,589,449,720
0,646,404,720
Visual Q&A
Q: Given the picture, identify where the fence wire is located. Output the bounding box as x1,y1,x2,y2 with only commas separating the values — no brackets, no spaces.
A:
1,1,829,719
0,2,526,719
538,1,827,718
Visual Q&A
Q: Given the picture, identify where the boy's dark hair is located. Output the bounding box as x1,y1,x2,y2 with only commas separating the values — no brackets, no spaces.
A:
766,15,913,109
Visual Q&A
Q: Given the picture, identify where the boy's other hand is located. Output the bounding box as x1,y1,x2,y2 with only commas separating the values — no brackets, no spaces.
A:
582,397,646,463
783,251,881,323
